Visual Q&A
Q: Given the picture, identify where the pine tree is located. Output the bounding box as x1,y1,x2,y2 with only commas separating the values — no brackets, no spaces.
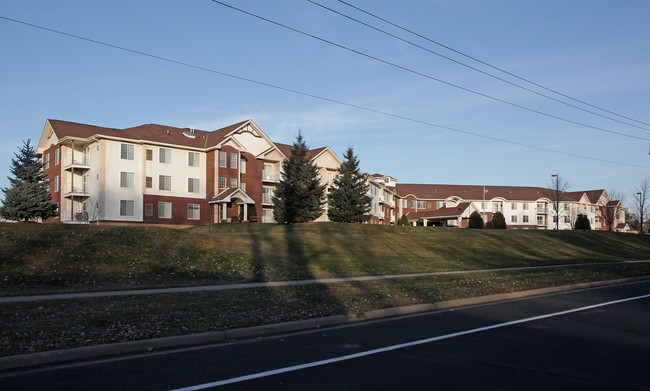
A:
328,146,371,223
272,132,326,224
0,140,58,222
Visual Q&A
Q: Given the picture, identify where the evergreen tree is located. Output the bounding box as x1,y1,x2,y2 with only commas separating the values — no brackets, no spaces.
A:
272,132,326,224
491,211,507,229
399,214,410,226
328,146,371,223
468,211,484,229
0,140,58,222
574,214,591,230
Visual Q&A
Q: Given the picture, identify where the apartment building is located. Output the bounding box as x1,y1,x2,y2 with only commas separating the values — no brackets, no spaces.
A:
370,181,627,231
37,119,340,225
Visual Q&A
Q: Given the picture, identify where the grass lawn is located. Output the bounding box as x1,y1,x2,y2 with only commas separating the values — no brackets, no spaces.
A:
1,222,649,356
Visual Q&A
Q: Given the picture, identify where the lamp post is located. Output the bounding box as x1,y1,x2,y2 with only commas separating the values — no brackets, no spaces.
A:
637,192,644,234
552,174,559,230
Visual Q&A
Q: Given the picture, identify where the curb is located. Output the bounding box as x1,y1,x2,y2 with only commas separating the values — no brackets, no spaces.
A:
1,276,648,372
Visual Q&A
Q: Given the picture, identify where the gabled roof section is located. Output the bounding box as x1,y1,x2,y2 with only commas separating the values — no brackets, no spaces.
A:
209,187,254,204
274,143,339,164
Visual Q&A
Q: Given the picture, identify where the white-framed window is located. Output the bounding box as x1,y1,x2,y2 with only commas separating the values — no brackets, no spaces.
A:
188,178,200,193
511,215,518,223
146,149,153,161
410,200,416,208
121,143,134,160
523,215,529,223
120,172,134,188
511,202,517,210
120,200,134,216
219,151,227,167
145,176,152,189
402,199,407,208
417,201,426,209
240,182,246,192
230,178,237,188
436,201,444,208
537,216,544,226
159,148,172,164
219,177,226,189
159,175,171,191
188,203,200,220
54,175,59,192
564,216,570,223
188,152,200,167
54,149,60,165
564,204,570,211
230,153,238,168
523,203,529,210
262,187,272,204
158,201,172,219
45,153,50,169
240,158,246,173
145,204,153,217
385,177,390,184
553,216,558,223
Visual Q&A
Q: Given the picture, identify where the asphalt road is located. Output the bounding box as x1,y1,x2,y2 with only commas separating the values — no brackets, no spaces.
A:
1,281,649,390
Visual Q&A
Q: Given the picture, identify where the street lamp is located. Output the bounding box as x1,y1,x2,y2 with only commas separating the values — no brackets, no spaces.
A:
552,174,559,230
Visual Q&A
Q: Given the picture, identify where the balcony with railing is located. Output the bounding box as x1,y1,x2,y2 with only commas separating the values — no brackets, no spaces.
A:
262,193,273,205
64,153,90,171
63,210,90,224
536,205,547,214
262,170,279,183
63,183,90,198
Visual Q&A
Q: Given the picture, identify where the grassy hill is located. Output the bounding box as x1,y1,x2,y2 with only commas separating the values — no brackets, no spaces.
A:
2,222,649,295
2,222,650,356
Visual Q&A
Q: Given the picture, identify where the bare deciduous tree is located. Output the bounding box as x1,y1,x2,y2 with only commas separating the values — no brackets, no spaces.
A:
632,178,650,234
600,190,624,232
546,175,571,230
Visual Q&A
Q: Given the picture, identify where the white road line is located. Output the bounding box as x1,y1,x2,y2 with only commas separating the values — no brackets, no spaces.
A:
169,293,650,391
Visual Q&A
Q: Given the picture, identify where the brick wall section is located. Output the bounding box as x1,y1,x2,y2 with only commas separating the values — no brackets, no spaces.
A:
42,145,62,220
206,150,215,199
143,194,209,225
241,151,262,219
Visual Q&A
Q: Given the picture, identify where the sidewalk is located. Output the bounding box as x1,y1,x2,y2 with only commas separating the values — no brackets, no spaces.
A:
3,260,648,304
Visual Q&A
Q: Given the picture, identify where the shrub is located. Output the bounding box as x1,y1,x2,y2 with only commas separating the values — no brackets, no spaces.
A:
492,212,507,229
468,211,484,229
485,221,494,229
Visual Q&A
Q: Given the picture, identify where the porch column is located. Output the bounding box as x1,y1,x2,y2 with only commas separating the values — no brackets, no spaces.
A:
243,203,248,221
221,204,227,222
423,219,428,226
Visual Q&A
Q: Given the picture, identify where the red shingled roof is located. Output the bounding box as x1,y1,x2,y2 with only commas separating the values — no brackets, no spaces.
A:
406,202,471,220
396,184,551,201
47,119,249,150
274,142,327,160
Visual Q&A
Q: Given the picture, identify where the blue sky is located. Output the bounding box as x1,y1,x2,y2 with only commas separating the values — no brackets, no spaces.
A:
1,0,649,206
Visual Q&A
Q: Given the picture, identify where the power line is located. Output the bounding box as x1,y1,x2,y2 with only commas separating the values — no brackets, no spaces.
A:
307,0,650,133
0,15,647,170
209,1,649,142
338,0,650,129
